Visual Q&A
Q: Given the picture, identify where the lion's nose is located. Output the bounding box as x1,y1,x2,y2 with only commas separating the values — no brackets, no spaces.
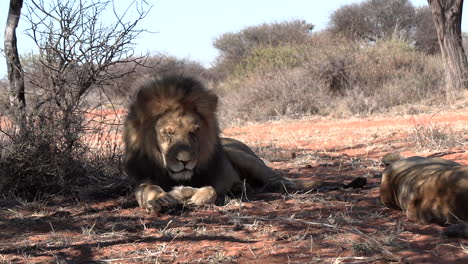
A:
176,151,192,165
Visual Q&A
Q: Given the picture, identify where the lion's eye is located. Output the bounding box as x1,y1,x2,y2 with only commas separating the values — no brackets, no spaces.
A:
190,125,200,135
161,129,175,140
189,131,198,139
189,131,197,139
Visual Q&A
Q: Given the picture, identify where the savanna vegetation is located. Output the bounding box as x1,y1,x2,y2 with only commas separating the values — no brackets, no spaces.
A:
1,0,468,263
0,0,465,200
109,1,465,127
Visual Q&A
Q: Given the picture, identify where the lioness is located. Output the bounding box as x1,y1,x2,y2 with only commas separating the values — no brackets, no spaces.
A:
124,75,365,213
380,152,468,237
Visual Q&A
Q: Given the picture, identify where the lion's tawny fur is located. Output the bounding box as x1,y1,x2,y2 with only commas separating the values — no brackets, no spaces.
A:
380,153,468,225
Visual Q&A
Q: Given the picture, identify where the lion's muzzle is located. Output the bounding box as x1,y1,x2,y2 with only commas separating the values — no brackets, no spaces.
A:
166,147,198,181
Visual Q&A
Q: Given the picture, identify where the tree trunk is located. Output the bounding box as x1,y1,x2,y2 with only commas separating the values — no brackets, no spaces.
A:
4,0,26,127
428,0,468,97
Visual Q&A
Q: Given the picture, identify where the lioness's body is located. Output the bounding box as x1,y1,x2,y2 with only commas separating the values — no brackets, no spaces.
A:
124,76,364,213
380,154,468,225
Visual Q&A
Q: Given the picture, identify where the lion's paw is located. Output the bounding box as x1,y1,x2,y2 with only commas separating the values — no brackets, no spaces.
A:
135,184,180,214
188,186,217,205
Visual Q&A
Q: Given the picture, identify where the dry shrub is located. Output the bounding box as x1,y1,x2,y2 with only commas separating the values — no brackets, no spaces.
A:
0,0,149,200
329,0,415,41
409,119,467,150
342,40,444,113
216,34,446,126
1,55,205,200
233,45,310,78
0,108,127,200
414,6,439,54
328,0,438,55
0,79,9,113
306,34,444,100
302,33,357,94
212,19,313,79
218,69,328,126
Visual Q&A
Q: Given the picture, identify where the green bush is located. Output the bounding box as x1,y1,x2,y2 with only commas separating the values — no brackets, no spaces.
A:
212,19,313,79
233,44,309,78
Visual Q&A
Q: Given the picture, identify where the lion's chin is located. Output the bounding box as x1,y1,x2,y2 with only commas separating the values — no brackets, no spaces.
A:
169,170,193,181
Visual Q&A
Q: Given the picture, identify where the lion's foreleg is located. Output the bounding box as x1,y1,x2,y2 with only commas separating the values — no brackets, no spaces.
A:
291,176,367,192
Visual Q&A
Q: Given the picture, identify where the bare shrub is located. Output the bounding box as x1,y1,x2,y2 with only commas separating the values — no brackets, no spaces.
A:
20,0,149,147
409,118,466,150
0,122,127,199
328,3,372,40
0,0,148,199
0,78,9,113
414,6,439,54
328,0,438,56
329,0,415,42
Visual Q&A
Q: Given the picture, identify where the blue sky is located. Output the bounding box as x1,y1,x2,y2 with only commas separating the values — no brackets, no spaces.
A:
0,0,465,77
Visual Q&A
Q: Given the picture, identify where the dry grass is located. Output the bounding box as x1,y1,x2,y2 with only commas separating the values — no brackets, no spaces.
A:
409,117,467,151
2,116,466,263
216,36,448,127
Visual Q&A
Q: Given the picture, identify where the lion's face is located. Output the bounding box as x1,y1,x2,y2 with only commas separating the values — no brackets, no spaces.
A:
125,76,220,185
155,110,202,181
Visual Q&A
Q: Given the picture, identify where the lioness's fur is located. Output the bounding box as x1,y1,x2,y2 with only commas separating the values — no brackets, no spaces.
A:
380,153,468,237
124,76,365,213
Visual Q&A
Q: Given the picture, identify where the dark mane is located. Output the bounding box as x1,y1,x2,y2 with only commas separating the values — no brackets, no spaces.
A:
123,75,225,191
133,75,218,123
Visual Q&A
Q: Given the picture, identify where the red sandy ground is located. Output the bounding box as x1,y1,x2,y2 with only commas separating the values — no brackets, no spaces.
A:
0,110,467,263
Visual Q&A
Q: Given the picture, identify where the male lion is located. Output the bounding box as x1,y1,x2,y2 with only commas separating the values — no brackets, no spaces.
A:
124,75,365,213
380,153,468,237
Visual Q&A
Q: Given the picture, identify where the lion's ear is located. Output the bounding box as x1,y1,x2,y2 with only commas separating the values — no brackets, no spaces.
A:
135,86,170,117
135,89,147,106
205,91,218,112
193,90,218,119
